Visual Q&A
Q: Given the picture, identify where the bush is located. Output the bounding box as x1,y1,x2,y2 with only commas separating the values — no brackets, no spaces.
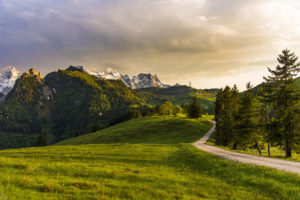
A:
173,106,182,117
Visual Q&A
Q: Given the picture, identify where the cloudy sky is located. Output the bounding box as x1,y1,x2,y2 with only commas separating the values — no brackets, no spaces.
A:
0,0,300,90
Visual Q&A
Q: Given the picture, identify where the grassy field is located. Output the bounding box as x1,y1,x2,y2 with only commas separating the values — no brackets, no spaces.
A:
0,116,299,199
206,131,300,162
57,115,213,145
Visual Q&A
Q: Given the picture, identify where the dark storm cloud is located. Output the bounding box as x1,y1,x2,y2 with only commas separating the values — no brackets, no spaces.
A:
0,0,300,89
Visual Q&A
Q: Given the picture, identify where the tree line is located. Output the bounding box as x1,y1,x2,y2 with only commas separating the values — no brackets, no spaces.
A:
154,97,204,118
215,49,300,158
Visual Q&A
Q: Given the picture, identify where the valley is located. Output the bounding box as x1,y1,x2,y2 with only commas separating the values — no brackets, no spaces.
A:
1,1,300,199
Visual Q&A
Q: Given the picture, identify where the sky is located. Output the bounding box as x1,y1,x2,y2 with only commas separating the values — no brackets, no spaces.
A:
0,0,300,90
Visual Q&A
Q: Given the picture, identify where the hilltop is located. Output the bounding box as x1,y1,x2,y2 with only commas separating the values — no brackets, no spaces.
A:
57,116,213,145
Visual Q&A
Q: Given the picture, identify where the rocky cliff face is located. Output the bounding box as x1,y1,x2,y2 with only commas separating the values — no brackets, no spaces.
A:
5,68,53,105
121,74,136,88
131,73,168,89
22,68,43,80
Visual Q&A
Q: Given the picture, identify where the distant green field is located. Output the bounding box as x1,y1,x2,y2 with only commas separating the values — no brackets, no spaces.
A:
0,116,299,200
135,86,216,109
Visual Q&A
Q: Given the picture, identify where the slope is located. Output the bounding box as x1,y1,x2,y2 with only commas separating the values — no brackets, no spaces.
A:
56,116,212,145
0,116,298,199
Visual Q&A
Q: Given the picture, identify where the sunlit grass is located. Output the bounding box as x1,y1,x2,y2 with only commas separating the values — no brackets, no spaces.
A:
57,115,213,145
0,116,298,199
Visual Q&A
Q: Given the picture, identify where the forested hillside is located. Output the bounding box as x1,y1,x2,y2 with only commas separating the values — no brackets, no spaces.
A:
45,66,147,141
0,66,148,148
0,65,217,149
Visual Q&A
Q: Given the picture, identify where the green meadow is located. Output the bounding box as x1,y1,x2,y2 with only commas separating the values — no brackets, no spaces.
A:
0,116,299,200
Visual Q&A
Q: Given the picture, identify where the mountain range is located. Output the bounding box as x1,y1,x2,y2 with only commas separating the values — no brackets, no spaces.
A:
0,65,218,149
0,66,170,102
0,66,150,148
71,66,169,89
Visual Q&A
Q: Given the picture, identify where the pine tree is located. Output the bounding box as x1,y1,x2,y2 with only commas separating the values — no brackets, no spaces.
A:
257,82,275,156
235,82,260,152
263,49,300,157
187,97,202,119
215,86,240,146
215,88,224,145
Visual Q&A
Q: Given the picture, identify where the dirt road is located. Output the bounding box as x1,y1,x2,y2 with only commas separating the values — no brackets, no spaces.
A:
193,122,300,175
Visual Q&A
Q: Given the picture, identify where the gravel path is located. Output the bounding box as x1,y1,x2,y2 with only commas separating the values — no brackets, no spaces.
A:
193,122,300,175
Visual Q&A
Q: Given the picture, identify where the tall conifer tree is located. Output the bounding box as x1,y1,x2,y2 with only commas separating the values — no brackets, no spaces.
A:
264,49,300,157
235,82,260,152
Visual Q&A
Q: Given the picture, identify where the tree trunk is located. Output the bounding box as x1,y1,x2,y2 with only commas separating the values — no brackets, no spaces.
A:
285,138,292,158
267,142,270,157
285,121,292,158
255,140,262,155
233,142,237,150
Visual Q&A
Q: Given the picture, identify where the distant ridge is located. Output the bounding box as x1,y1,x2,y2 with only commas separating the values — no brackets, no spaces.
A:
73,66,169,89
0,65,170,100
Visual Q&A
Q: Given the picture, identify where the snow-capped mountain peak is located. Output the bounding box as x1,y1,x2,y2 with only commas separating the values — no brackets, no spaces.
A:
97,68,122,80
69,66,169,89
132,73,166,89
74,66,169,89
104,68,119,75
73,66,96,76
0,66,21,95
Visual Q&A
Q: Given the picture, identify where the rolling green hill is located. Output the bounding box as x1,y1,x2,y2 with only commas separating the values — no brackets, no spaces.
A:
56,116,213,145
0,116,298,199
135,86,216,110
